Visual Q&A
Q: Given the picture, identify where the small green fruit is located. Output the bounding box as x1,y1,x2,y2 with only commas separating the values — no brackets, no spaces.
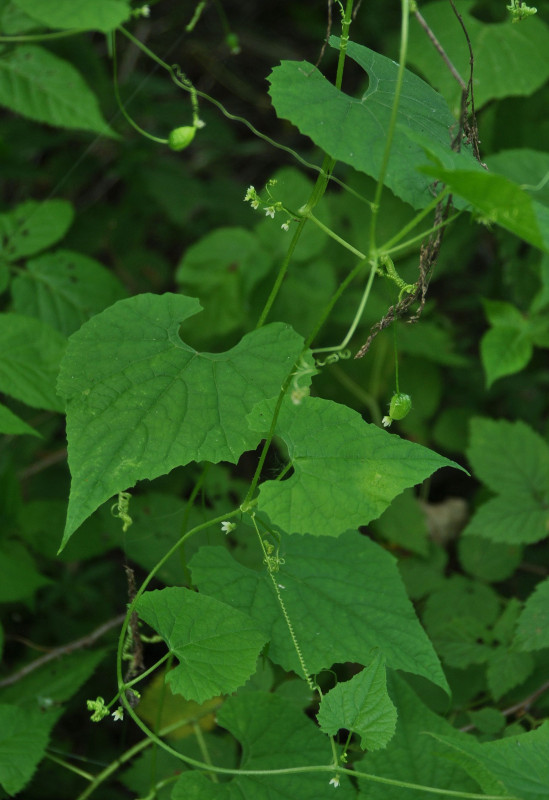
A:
168,126,196,151
388,392,412,420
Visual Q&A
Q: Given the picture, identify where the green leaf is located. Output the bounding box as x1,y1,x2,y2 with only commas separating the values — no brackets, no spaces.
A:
0,704,52,796
0,402,40,437
407,0,549,114
191,531,449,693
480,300,535,386
357,675,479,800
57,293,305,545
487,149,549,208
458,534,522,583
463,418,549,545
11,0,130,32
247,396,462,536
268,38,477,209
172,692,356,799
431,722,549,800
514,577,549,652
11,249,127,336
175,227,272,344
486,648,534,700
317,653,397,751
481,326,533,387
0,200,73,261
0,650,106,711
420,163,549,252
372,488,429,556
135,588,267,704
0,313,66,412
0,46,117,136
422,577,500,669
0,541,51,602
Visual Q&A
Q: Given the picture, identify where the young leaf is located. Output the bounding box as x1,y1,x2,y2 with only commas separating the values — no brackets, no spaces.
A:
57,293,306,545
514,577,549,652
135,588,267,704
172,692,356,799
11,0,130,32
0,313,66,412
430,722,549,800
11,249,127,336
247,396,463,536
191,531,449,694
0,704,52,796
0,200,73,261
0,46,117,137
463,418,549,545
317,653,397,751
268,38,477,209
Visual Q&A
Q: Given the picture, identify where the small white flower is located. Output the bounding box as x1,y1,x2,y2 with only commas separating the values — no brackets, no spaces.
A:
265,206,275,218
112,707,124,721
251,199,259,209
382,415,392,428
194,118,206,129
329,775,340,788
244,186,255,201
221,520,236,534
281,221,290,231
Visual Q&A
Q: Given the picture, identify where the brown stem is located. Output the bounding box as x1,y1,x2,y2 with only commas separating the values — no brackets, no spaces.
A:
0,614,125,688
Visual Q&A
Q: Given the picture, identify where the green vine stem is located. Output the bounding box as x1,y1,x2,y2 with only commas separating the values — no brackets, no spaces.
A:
111,32,169,145
369,0,410,254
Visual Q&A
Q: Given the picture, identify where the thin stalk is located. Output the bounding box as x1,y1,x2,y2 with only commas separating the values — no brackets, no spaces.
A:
369,0,410,253
384,213,457,257
111,32,168,144
380,189,450,252
44,752,94,782
0,29,85,42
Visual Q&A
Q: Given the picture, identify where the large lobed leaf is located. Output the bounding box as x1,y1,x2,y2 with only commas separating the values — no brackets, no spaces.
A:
190,531,449,693
247,396,463,536
268,38,478,209
57,293,306,546
136,588,267,704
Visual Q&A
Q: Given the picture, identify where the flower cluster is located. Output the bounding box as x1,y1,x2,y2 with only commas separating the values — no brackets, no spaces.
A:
244,185,291,231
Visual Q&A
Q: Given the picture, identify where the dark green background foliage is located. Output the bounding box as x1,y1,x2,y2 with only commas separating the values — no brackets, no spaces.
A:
0,0,549,798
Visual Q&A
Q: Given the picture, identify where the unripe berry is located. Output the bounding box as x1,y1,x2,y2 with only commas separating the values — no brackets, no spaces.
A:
168,126,196,151
388,392,412,420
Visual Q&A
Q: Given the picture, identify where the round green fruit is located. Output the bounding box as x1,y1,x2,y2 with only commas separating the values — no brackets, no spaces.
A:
168,126,196,151
388,392,412,421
